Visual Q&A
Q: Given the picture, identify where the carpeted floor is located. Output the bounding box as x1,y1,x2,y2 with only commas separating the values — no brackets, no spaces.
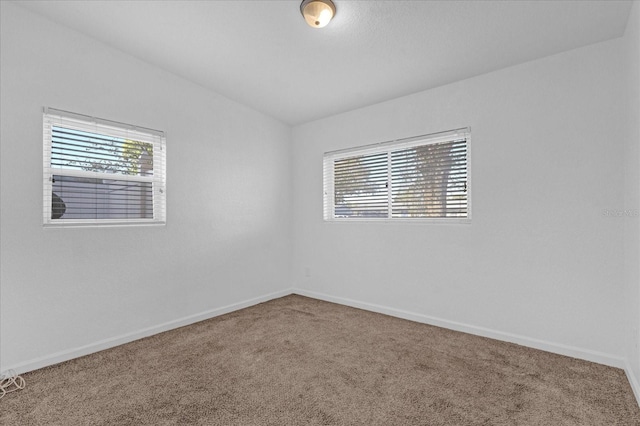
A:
2,295,639,425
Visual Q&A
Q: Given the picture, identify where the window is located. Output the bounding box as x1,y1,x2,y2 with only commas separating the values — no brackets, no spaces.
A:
43,108,166,227
323,128,470,222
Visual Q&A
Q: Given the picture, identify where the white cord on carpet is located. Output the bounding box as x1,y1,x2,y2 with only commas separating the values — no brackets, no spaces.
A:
0,369,25,399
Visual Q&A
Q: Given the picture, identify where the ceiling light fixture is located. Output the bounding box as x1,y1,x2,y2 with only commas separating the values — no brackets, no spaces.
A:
300,0,336,29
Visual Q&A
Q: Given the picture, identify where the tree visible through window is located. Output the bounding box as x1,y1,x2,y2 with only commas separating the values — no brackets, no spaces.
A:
324,128,470,221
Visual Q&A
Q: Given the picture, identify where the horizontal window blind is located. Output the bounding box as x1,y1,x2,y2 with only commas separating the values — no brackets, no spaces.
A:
52,175,153,220
323,128,470,221
43,108,166,227
333,152,388,218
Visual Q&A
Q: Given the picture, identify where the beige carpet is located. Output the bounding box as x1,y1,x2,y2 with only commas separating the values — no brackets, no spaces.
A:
2,295,639,425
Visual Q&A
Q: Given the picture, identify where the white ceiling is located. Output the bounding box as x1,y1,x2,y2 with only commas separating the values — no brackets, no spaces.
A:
13,0,633,126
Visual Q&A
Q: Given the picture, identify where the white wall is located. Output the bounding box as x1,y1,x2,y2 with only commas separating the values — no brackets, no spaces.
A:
0,2,292,371
624,0,640,392
292,35,628,365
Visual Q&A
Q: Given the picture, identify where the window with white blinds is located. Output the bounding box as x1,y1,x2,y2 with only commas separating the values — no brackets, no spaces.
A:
323,128,470,221
43,108,166,227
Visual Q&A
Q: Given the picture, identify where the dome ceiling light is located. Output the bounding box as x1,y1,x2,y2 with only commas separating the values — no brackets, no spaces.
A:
300,0,336,29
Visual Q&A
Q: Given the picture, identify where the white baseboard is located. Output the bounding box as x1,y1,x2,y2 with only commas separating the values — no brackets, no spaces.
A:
5,288,293,375
293,289,627,369
625,360,640,407
7,287,638,409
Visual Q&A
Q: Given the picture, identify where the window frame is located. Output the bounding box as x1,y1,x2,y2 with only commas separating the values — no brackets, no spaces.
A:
323,127,471,224
43,107,167,228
